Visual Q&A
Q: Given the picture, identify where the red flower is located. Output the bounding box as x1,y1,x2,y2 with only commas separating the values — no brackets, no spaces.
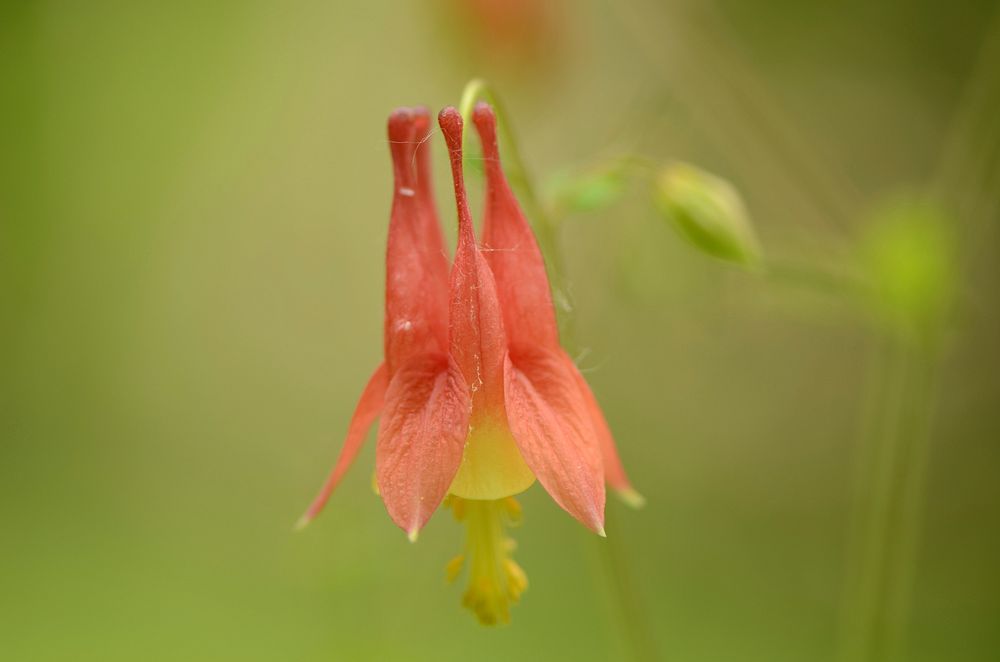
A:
299,103,640,623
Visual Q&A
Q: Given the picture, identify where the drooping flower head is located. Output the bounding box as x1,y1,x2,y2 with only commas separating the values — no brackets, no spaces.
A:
299,102,641,624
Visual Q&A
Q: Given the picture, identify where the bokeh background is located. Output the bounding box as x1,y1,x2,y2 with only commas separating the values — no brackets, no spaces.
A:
2,1,998,660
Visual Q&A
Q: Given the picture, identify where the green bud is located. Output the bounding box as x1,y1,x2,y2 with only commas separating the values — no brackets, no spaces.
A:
653,162,760,266
860,198,957,337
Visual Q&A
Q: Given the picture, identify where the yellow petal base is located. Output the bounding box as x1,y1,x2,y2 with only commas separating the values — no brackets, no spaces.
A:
445,496,527,625
448,419,535,500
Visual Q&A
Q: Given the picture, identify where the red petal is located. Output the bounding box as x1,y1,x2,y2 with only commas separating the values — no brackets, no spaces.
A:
567,358,644,506
504,347,606,533
297,363,388,529
385,108,450,375
472,102,559,350
439,107,507,414
375,354,471,537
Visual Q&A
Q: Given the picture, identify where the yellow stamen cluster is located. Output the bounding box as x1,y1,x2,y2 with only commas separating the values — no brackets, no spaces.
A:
444,496,528,625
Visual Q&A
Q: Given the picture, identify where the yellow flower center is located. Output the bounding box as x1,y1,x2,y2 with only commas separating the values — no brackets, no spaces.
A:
448,418,535,500
445,496,528,625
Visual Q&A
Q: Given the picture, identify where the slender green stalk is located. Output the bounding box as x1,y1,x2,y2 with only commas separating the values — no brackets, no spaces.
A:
883,350,937,659
458,78,657,662
760,257,865,298
839,337,935,662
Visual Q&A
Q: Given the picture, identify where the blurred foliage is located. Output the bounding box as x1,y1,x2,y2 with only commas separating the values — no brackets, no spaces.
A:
547,158,630,215
859,198,957,341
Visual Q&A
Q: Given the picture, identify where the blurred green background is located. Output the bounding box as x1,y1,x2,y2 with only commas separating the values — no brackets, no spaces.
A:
2,1,998,660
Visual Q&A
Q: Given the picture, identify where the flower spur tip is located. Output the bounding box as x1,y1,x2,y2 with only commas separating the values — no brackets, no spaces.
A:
471,103,500,163
616,487,646,510
471,101,497,129
412,104,431,123
387,106,415,128
437,106,464,150
387,107,419,145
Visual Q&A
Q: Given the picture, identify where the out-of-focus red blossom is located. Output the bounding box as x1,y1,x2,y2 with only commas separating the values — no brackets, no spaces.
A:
439,0,565,74
299,101,640,623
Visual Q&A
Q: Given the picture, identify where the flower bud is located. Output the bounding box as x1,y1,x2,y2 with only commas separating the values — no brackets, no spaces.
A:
653,162,760,266
860,198,956,339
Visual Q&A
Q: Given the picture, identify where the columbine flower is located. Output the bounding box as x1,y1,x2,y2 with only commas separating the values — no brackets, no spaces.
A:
299,102,640,624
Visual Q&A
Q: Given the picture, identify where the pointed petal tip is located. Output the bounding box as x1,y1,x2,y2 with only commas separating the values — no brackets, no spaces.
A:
407,528,420,543
582,506,606,538
615,487,646,510
294,513,313,533
592,510,607,537
296,363,387,536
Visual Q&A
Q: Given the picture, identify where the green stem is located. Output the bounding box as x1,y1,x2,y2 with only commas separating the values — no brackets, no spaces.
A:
839,337,936,662
883,350,936,659
840,339,907,662
761,257,865,298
